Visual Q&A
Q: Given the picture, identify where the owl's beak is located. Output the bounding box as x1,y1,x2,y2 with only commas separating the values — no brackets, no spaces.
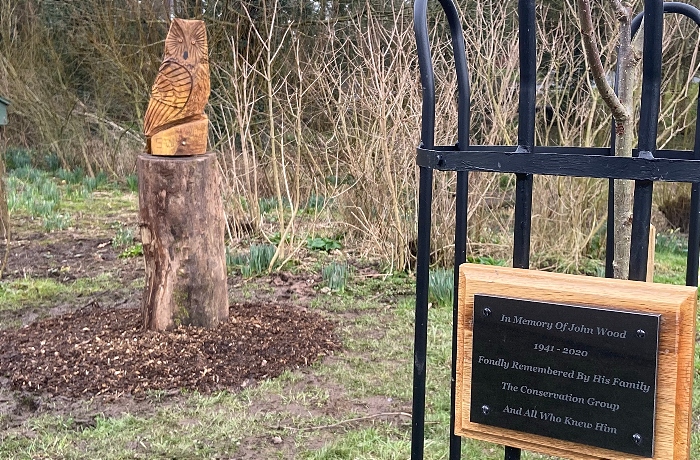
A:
183,51,189,60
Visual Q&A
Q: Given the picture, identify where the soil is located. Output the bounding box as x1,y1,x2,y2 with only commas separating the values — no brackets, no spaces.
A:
5,234,138,282
0,204,365,458
0,300,339,398
2,211,341,423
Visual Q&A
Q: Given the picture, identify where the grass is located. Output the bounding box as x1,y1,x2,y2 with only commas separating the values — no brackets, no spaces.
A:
2,254,700,459
322,261,350,293
111,226,135,248
1,398,255,459
228,244,280,277
0,273,520,460
654,231,689,285
428,267,453,307
5,164,116,232
125,174,139,193
0,274,119,313
1,165,699,459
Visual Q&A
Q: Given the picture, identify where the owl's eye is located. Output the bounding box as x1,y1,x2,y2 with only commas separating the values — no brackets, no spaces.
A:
178,38,183,43
191,40,196,45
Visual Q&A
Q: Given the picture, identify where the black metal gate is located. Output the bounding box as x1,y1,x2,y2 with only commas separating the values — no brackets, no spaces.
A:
411,1,700,459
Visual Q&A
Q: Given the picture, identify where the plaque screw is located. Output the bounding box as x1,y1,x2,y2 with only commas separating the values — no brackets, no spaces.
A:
633,433,642,445
481,405,490,415
636,329,646,338
482,308,492,317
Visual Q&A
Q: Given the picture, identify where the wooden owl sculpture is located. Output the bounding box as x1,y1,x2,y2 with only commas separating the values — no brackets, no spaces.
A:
144,18,210,156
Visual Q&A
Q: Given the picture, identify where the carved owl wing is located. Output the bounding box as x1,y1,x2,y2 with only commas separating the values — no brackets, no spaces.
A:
143,60,192,136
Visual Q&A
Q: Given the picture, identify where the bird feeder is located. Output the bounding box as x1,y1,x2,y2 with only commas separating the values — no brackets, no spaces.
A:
0,97,9,126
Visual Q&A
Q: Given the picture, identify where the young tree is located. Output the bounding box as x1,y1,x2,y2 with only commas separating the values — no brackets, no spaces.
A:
577,0,644,279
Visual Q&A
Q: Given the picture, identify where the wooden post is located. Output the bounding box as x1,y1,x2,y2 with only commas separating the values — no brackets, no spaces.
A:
646,224,656,283
0,125,8,279
138,153,228,330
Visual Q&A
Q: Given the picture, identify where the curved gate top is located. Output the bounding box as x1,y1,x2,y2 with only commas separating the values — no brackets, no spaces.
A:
411,1,700,459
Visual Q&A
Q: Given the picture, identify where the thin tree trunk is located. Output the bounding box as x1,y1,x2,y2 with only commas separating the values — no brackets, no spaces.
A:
612,20,644,279
578,0,643,279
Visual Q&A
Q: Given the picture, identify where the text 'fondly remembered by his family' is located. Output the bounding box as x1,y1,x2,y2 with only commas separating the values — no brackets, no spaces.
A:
476,355,652,394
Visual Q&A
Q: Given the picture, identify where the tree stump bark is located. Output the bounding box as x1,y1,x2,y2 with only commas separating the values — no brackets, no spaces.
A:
138,152,228,331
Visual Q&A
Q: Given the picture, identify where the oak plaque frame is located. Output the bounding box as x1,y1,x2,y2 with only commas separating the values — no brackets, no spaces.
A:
456,264,697,460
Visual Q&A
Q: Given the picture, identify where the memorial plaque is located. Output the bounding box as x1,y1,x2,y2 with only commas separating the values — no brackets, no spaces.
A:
470,294,660,457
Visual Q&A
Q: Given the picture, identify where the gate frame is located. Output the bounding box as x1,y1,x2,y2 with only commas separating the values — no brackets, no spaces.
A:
411,1,700,459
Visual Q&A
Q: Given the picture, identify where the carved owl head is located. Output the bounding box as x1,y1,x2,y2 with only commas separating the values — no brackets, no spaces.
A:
164,18,208,64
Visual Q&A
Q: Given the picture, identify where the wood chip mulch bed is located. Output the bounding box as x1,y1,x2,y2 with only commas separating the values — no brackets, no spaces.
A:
0,301,339,398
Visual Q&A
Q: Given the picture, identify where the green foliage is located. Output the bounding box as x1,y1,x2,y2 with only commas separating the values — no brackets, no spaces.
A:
498,173,515,191
125,174,138,193
586,224,607,260
225,246,249,274
82,172,108,193
112,226,135,248
654,231,688,285
5,163,114,235
5,167,78,231
240,244,278,277
656,230,688,256
64,184,89,201
248,244,277,274
269,231,289,245
573,258,605,277
119,243,143,258
56,167,85,184
322,262,350,293
42,214,72,232
303,194,329,213
428,268,454,308
258,197,276,214
307,236,342,252
467,255,508,266
41,153,62,172
4,147,32,170
11,165,44,183
258,197,290,214
325,174,355,186
31,200,58,217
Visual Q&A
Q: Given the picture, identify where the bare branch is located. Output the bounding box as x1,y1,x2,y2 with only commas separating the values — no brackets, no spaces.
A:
576,0,629,121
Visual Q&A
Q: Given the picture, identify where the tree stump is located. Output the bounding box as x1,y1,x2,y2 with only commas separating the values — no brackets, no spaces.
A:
138,152,228,331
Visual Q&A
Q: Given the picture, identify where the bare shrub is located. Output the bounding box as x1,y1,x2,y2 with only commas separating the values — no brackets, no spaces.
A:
1,0,698,272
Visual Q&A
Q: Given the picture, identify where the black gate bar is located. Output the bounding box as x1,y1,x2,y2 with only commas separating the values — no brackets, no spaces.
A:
412,1,470,459
411,0,700,459
629,2,700,287
629,0,664,282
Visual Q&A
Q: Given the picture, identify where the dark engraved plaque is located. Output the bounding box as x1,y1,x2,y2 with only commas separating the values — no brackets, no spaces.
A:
470,295,660,457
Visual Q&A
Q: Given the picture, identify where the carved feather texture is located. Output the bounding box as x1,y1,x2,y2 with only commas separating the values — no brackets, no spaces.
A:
144,61,192,136
144,18,209,138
